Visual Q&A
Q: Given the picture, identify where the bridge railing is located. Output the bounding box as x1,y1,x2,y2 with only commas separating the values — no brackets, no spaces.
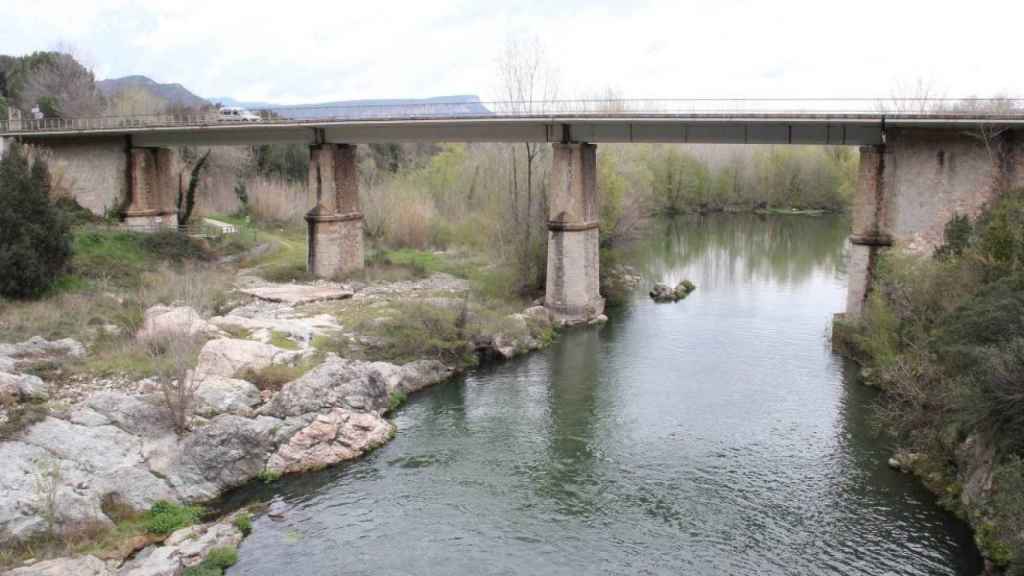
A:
4,98,1024,134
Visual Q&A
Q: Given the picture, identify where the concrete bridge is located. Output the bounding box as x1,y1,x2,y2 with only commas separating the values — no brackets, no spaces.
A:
3,100,1024,324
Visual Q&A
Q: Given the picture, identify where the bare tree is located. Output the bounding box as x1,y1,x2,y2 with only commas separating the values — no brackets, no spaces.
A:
19,52,104,118
107,86,167,118
497,36,559,290
148,266,205,434
878,78,945,114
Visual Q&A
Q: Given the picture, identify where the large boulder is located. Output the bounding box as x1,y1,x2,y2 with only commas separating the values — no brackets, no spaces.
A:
151,414,281,501
260,356,390,418
136,306,219,341
0,337,86,361
194,338,301,379
193,376,261,417
0,372,49,402
397,360,453,394
6,555,113,576
0,417,177,546
266,408,393,474
82,392,173,438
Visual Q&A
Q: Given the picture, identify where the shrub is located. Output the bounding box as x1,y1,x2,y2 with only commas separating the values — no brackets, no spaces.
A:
238,364,305,391
143,500,203,535
232,513,253,536
387,391,408,413
0,142,72,298
203,546,239,570
256,469,281,484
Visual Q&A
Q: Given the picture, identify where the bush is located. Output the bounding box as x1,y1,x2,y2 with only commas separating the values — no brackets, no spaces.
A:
203,546,239,570
838,195,1024,571
387,390,408,413
143,500,203,535
232,513,252,536
0,142,72,298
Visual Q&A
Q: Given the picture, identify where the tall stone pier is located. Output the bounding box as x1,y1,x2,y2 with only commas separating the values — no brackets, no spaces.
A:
306,143,364,278
545,142,604,324
124,147,178,228
845,128,1024,317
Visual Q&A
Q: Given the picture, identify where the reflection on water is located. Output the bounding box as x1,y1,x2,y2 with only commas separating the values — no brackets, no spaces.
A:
227,214,980,576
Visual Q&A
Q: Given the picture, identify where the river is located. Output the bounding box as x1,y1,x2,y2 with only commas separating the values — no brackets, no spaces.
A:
227,214,981,575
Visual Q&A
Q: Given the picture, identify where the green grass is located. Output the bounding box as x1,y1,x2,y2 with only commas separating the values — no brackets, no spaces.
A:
256,469,282,484
71,228,208,287
270,331,300,350
183,546,239,576
142,500,204,535
237,356,320,391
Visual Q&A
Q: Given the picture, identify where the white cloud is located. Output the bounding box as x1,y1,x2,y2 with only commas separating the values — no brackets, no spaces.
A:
1,0,1019,105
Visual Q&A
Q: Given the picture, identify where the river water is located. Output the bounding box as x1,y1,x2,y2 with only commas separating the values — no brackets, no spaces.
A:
228,214,981,575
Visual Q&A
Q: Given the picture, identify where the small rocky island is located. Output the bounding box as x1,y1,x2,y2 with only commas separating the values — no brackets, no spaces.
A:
649,280,696,303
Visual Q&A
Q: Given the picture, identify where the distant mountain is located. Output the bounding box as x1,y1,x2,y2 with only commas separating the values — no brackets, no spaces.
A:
209,95,493,119
97,75,208,108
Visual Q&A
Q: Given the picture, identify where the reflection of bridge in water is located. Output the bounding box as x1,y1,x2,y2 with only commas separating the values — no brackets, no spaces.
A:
4,98,1024,323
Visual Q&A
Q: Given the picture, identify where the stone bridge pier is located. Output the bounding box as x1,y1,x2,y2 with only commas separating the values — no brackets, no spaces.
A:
846,128,1024,317
545,142,604,324
123,146,179,228
305,143,364,278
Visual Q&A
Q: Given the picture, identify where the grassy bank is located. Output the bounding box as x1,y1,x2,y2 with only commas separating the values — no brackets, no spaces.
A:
833,189,1024,573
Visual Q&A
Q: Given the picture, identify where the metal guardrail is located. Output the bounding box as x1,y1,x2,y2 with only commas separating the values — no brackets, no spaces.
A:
115,221,238,237
4,98,1024,134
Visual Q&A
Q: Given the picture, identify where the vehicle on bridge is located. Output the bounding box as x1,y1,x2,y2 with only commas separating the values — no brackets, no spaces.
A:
217,107,261,122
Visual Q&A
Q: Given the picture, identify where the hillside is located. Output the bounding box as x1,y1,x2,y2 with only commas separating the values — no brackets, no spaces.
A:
211,94,492,119
96,75,208,108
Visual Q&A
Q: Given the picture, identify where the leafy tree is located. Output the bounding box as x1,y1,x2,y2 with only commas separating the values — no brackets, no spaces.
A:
0,143,72,298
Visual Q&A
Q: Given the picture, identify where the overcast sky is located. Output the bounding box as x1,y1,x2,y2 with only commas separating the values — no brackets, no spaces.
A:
1,0,1019,105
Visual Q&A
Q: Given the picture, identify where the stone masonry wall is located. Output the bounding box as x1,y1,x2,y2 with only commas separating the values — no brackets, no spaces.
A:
884,128,1022,253
32,136,128,216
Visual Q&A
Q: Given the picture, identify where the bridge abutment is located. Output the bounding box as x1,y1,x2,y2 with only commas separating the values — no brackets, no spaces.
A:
306,143,364,278
545,142,604,325
845,128,1024,317
124,147,178,228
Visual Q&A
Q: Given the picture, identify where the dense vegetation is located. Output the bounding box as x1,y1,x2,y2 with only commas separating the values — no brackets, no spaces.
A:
835,188,1024,572
0,143,72,298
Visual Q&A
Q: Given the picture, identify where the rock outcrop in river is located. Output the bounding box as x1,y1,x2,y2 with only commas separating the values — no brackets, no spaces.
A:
649,280,696,302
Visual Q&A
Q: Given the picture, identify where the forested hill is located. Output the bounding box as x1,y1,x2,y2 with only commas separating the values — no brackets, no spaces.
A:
96,75,208,108
211,95,491,119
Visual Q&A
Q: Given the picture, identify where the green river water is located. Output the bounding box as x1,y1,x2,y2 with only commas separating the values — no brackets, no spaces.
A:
227,214,981,575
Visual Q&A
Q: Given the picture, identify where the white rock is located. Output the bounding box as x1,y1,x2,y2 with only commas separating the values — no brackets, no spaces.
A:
266,408,393,474
193,376,261,417
194,338,301,379
238,284,353,306
118,520,243,576
6,555,113,575
136,306,218,340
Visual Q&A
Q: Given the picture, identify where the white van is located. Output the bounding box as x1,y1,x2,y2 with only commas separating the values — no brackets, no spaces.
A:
217,107,261,122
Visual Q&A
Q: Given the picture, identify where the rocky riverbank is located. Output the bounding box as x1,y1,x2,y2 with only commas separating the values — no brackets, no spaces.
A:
0,272,557,573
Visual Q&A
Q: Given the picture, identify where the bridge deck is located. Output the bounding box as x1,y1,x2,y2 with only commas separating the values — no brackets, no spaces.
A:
4,113,1024,147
